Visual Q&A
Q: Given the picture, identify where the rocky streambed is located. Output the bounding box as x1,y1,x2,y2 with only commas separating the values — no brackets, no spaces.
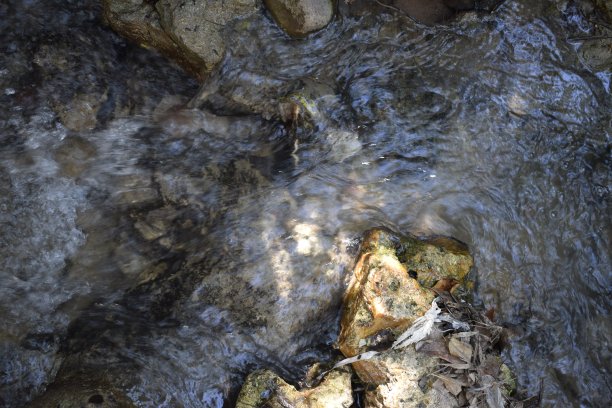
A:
236,228,524,408
1,0,611,407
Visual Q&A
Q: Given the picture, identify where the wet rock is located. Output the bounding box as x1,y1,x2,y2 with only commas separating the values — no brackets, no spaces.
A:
338,228,472,361
264,0,335,37
155,0,259,72
54,92,107,131
102,1,193,75
595,0,612,20
389,0,504,24
337,228,473,406
111,173,160,208
54,135,98,178
338,236,435,366
397,234,473,289
570,0,612,72
102,0,259,80
236,367,353,408
132,206,177,242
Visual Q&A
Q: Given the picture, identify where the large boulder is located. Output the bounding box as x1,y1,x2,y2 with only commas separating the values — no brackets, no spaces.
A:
236,367,353,408
264,0,335,37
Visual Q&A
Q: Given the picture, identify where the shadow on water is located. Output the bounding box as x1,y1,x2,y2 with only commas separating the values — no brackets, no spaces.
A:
0,0,611,407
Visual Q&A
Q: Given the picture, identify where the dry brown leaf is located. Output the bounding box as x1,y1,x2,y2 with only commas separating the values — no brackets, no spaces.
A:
432,379,460,407
419,338,464,364
432,278,459,293
438,374,465,396
478,355,502,378
449,336,473,363
482,374,505,408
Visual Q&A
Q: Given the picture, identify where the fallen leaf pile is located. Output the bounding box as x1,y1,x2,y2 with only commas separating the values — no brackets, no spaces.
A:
415,294,539,408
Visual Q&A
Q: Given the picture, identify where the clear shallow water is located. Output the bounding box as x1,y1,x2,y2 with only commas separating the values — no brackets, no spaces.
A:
0,0,610,407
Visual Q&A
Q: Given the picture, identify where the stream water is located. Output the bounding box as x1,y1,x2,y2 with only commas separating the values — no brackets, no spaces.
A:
1,0,610,407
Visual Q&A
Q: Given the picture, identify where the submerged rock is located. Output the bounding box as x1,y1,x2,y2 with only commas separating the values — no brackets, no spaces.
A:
53,92,107,131
264,0,336,37
27,376,135,408
393,0,504,24
236,366,353,408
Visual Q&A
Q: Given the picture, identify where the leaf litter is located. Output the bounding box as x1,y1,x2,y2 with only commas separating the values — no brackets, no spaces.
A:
332,293,540,407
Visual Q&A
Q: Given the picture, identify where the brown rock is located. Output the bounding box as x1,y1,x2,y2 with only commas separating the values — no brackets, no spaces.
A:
338,242,434,357
337,227,473,404
338,228,473,361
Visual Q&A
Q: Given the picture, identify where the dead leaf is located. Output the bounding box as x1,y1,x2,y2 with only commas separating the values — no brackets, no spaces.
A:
478,355,502,378
486,388,504,408
468,372,478,384
438,374,465,396
454,331,478,338
392,299,440,349
419,338,464,364
482,374,505,408
449,336,473,363
432,379,460,407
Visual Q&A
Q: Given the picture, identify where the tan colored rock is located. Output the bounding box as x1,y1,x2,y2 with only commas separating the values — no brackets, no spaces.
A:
236,367,353,408
398,234,473,289
338,227,474,406
101,0,201,78
264,0,335,37
338,245,434,380
338,228,473,360
361,348,438,408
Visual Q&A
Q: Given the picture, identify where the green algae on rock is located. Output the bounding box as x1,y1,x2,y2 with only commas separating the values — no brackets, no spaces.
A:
337,227,477,406
338,228,473,359
236,366,353,408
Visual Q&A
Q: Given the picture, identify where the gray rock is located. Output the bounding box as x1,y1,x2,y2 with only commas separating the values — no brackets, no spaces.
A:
155,0,259,72
264,0,335,37
102,0,260,79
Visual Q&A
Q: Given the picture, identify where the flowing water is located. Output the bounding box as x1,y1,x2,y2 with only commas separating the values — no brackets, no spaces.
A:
0,0,610,407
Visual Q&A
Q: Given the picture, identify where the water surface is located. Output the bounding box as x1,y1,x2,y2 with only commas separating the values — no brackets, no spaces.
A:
0,0,610,406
